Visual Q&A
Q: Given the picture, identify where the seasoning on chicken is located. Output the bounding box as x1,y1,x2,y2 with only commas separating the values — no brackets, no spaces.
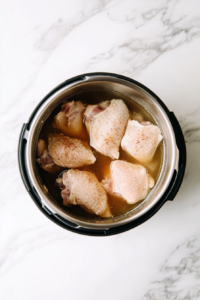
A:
102,160,154,205
56,169,112,218
48,134,96,168
53,100,88,139
37,139,60,173
84,99,129,159
84,101,110,133
121,120,163,163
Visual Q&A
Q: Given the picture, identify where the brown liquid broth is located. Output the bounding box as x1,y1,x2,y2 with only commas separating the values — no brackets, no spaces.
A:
38,91,163,218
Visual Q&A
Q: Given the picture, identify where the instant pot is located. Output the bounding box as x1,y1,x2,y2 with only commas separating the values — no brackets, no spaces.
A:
18,72,186,236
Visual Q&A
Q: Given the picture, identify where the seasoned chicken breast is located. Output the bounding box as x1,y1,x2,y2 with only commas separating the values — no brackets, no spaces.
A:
53,100,88,139
84,99,129,159
37,139,60,173
102,160,154,204
56,169,112,218
121,120,163,163
84,101,110,133
48,134,96,168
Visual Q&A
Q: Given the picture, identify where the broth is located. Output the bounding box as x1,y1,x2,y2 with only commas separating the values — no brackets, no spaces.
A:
37,91,163,219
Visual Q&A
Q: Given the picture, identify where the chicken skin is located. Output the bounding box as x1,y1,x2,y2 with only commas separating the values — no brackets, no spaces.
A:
121,120,163,163
84,99,129,159
53,100,88,139
48,134,96,168
102,160,154,205
36,139,60,173
56,169,112,218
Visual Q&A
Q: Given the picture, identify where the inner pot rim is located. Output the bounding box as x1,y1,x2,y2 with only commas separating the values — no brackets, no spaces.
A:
25,74,178,229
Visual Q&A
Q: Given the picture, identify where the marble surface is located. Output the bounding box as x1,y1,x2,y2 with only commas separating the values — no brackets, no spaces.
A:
1,0,200,299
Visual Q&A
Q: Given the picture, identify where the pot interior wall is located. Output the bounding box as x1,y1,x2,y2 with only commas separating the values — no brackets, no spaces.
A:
28,77,176,228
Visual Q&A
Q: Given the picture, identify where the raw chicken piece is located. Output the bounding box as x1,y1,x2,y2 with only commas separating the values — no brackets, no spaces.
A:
48,134,96,168
53,100,87,139
102,160,154,205
37,139,60,173
56,169,112,218
37,139,47,157
84,101,110,133
121,120,163,163
84,99,129,159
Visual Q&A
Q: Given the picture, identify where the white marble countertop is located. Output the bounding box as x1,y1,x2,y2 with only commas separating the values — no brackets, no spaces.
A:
1,0,200,299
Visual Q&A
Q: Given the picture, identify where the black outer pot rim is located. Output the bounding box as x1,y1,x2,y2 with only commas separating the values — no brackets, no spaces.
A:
18,72,187,236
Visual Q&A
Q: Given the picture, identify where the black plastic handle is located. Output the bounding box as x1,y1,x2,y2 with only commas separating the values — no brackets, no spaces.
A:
18,124,31,192
164,112,186,201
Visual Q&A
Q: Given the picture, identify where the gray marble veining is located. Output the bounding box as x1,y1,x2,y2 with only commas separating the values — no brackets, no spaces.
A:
143,236,200,299
1,0,200,299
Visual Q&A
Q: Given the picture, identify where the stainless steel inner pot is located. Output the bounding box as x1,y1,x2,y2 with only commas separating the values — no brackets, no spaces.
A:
24,74,179,230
